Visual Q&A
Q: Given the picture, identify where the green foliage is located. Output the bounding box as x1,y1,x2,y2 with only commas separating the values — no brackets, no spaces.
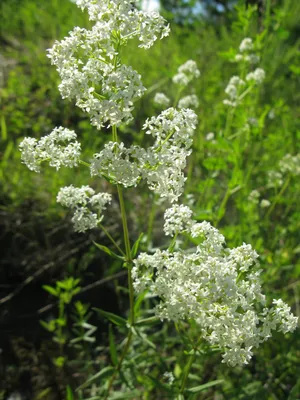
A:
1,0,299,399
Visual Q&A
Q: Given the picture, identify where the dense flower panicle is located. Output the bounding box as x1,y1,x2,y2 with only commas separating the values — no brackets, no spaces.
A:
164,204,193,236
133,205,298,367
267,170,283,188
239,38,253,52
260,199,271,208
248,189,260,204
279,153,300,175
178,94,199,109
75,0,170,49
153,92,170,107
91,142,141,187
143,107,197,149
47,0,169,128
90,108,197,202
235,38,259,64
19,127,81,173
172,60,200,86
246,68,266,84
223,76,245,107
57,185,112,232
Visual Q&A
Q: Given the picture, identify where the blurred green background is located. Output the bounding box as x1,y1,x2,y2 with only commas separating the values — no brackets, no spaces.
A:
0,0,299,399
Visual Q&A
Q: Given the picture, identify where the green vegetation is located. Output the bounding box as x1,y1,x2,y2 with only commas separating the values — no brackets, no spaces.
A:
0,0,299,399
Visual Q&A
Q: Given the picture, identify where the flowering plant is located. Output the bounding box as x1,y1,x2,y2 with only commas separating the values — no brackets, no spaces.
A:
19,0,297,397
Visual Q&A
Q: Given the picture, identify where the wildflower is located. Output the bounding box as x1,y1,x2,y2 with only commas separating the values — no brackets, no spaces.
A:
246,68,266,84
19,127,81,173
248,189,260,204
154,92,170,107
173,60,200,86
206,132,215,141
133,205,298,367
260,199,271,208
239,38,253,52
164,204,193,236
178,94,199,109
57,185,112,232
223,76,245,107
279,153,300,176
47,0,169,128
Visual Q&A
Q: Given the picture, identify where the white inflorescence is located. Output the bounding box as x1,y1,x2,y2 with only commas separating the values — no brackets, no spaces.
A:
223,76,245,107
173,60,200,86
178,94,199,109
154,92,171,107
246,68,266,84
47,0,170,129
132,205,298,367
57,185,112,232
279,153,300,176
90,108,198,202
239,38,254,52
19,127,81,173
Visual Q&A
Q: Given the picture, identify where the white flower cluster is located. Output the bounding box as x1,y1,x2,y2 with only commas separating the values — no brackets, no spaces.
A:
223,76,245,107
279,153,300,176
248,189,260,204
133,205,298,367
163,204,193,236
90,108,197,202
48,0,170,128
267,170,284,188
246,68,266,84
235,38,260,64
239,38,253,52
178,94,199,109
153,92,171,107
57,185,112,232
19,127,81,173
172,60,200,86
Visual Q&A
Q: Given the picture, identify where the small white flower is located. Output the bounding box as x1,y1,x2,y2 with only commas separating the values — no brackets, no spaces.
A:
239,38,253,52
246,68,266,84
178,94,199,109
164,204,193,236
279,153,300,176
206,132,215,141
172,60,200,86
57,185,112,232
154,92,170,107
260,199,271,208
19,127,81,172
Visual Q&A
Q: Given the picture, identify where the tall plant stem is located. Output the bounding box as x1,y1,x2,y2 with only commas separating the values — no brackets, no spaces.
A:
179,336,202,394
265,176,291,220
104,125,136,399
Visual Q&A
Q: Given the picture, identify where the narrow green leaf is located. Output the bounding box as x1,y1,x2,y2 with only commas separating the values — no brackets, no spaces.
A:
76,366,114,390
1,115,7,141
133,290,148,315
109,325,118,366
108,390,141,399
130,233,143,258
93,308,127,326
93,242,125,261
42,285,58,297
187,379,224,393
135,316,160,326
66,385,74,400
34,387,52,399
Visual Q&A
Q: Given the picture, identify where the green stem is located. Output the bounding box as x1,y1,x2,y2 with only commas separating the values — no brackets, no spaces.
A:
104,125,136,398
146,194,158,247
180,353,195,394
265,176,291,220
99,223,126,257
79,159,90,168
